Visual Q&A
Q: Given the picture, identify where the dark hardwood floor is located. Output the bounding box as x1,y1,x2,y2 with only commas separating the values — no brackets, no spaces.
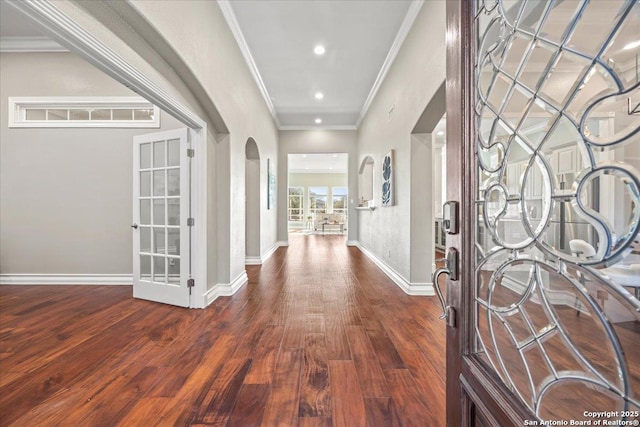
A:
0,235,446,426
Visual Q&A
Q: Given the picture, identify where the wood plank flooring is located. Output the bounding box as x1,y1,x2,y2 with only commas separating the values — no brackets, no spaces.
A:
0,235,446,426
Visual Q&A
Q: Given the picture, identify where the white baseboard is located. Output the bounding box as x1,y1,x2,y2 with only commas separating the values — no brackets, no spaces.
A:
277,240,289,247
204,270,249,306
353,242,434,296
0,274,132,285
346,240,359,246
245,256,262,265
245,241,286,265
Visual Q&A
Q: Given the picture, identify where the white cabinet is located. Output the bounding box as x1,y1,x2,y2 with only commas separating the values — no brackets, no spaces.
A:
551,145,577,175
506,160,543,199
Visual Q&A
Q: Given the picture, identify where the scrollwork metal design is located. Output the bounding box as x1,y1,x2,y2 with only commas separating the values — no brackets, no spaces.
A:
474,0,640,422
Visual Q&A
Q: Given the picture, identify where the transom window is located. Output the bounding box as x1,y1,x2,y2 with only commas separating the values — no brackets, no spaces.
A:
8,97,160,128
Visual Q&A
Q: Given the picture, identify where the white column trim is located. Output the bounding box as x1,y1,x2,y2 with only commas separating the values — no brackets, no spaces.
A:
204,271,249,306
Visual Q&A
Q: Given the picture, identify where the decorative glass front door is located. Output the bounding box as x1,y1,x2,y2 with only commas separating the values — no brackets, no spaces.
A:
473,0,639,423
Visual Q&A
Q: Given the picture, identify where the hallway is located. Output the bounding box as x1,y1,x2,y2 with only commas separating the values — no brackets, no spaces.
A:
0,235,445,426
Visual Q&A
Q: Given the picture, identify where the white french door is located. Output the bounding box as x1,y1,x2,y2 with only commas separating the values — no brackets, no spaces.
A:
133,128,191,307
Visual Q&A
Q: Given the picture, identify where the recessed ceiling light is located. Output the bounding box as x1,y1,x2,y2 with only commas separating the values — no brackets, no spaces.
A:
315,118,322,124
314,92,324,100
302,154,307,158
314,45,325,55
623,40,640,50
332,154,338,158
437,131,445,136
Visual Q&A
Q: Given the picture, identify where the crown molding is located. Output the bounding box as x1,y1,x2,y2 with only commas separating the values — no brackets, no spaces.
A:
217,0,280,128
356,0,424,128
0,36,68,52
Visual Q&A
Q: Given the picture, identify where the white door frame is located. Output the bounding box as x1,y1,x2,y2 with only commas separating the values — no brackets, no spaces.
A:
8,0,209,307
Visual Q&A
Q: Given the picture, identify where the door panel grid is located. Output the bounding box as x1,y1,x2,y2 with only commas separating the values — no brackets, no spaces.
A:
133,130,189,307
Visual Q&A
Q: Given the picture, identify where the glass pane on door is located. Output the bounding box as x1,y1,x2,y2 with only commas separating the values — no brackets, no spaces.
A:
473,0,639,423
137,135,182,286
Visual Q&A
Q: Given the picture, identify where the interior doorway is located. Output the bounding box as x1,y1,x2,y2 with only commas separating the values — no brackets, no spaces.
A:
245,138,261,263
287,153,348,235
433,114,447,264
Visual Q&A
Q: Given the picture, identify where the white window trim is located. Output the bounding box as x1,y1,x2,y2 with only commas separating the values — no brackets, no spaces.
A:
331,186,348,216
8,96,161,128
288,186,304,222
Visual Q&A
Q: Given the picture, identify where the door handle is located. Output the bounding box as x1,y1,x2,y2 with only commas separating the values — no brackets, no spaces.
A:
131,223,138,229
431,247,458,326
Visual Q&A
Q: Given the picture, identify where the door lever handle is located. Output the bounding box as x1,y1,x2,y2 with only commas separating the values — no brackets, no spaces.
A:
432,267,450,321
131,223,138,229
431,248,459,326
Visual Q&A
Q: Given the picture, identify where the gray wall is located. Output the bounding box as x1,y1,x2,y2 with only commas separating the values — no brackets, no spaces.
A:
357,1,446,284
0,52,182,274
278,130,358,243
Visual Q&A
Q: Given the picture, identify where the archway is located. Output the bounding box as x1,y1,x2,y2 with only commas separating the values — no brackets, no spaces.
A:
245,138,261,263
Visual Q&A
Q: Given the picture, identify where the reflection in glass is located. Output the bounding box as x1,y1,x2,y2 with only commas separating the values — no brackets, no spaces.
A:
168,139,180,167
140,143,151,169
154,140,165,167
140,171,151,197
168,257,180,284
153,199,165,226
91,109,110,120
25,109,46,120
140,199,151,225
140,227,151,253
69,110,90,120
167,229,180,256
140,255,151,280
167,198,180,225
113,109,133,120
153,227,165,254
153,256,165,283
48,109,67,120
153,171,165,197
167,169,180,196
134,109,154,121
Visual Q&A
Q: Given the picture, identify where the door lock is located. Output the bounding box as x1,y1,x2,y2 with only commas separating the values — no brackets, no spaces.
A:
432,247,459,326
443,201,459,234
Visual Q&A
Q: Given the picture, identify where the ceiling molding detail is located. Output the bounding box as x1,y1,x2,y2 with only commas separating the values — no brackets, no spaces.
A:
217,0,280,128
279,125,358,131
356,0,424,128
0,36,68,52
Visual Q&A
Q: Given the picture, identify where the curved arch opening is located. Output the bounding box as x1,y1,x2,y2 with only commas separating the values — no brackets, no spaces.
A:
245,138,261,262
358,155,374,205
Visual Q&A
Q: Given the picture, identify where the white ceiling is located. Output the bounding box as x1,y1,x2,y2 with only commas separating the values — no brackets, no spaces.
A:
289,153,348,174
223,0,419,129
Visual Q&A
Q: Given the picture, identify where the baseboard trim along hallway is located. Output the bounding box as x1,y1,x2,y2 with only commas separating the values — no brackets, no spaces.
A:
0,274,133,285
352,241,435,296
